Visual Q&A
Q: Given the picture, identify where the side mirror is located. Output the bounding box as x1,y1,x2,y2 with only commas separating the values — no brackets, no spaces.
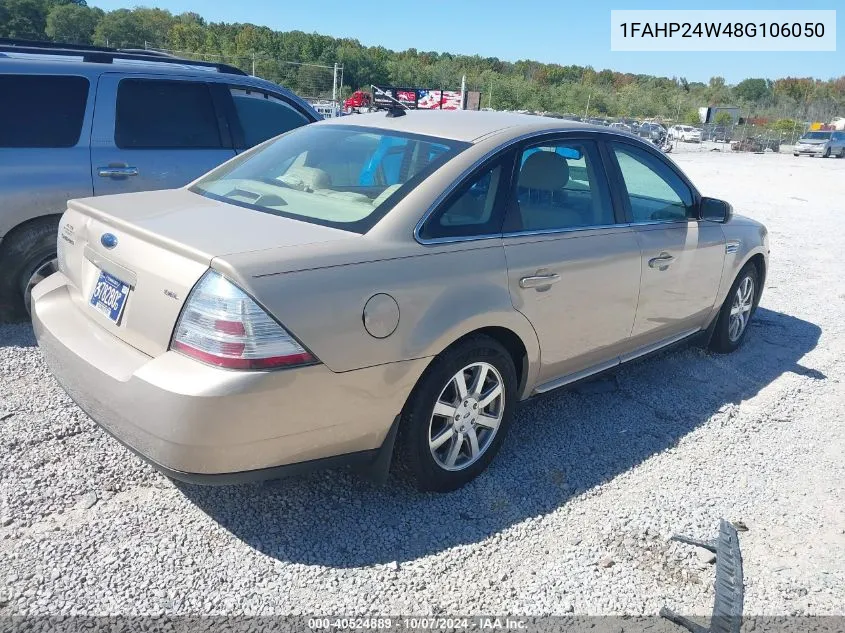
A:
700,197,733,223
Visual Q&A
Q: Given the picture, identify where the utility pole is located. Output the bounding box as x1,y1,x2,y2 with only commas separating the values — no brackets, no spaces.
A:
332,62,338,104
252,52,256,77
489,78,493,109
583,92,591,119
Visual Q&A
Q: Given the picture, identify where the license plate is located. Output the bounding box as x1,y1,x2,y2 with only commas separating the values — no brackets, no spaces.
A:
90,270,130,323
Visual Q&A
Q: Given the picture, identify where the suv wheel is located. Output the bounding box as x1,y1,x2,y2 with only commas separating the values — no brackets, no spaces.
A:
0,216,60,319
398,336,517,492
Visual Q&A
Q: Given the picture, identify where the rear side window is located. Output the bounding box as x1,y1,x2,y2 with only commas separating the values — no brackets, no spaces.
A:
115,79,222,149
419,162,506,240
0,75,89,148
230,88,310,148
507,140,614,232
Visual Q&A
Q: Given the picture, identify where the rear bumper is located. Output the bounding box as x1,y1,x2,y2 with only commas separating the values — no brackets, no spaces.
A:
32,273,428,481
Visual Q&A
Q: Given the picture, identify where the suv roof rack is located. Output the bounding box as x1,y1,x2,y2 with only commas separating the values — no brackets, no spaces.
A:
0,38,248,76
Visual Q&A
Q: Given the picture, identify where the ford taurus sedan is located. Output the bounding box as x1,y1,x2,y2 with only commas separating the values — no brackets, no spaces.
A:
32,111,769,492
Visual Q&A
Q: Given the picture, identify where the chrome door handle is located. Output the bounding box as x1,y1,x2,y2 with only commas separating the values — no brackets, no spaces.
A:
519,273,561,289
648,253,675,270
98,166,138,178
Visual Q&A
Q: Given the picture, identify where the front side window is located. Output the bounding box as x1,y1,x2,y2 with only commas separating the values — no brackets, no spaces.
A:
611,143,693,223
192,124,466,233
508,140,614,232
0,75,89,148
230,87,311,148
115,79,222,149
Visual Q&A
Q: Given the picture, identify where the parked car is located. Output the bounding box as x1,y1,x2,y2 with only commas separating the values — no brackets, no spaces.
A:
703,126,732,143
636,122,667,143
609,122,633,132
792,130,845,158
32,111,769,492
669,125,702,143
0,40,319,317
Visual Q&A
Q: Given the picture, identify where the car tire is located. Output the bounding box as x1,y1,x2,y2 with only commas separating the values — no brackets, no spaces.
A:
0,216,60,319
793,153,799,157
823,147,831,158
709,263,760,354
397,335,517,492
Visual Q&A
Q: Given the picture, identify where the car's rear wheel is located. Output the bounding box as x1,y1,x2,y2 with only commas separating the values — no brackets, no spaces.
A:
709,263,759,354
398,336,517,492
0,216,60,319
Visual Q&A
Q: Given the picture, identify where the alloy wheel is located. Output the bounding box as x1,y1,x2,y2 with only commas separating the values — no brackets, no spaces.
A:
428,361,505,471
728,276,755,342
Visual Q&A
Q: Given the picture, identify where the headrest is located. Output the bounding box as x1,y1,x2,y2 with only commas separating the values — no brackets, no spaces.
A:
278,166,330,192
518,151,570,190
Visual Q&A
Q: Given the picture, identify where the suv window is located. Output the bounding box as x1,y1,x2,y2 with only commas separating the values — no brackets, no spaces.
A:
611,142,693,222
230,87,310,148
115,79,222,149
508,140,614,232
0,75,89,148
419,162,505,240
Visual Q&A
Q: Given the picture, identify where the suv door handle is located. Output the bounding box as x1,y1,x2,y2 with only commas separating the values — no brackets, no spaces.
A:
648,253,675,270
98,165,139,178
519,273,561,289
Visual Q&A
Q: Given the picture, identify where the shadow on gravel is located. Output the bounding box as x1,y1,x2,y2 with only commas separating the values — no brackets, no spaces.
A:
0,323,36,348
178,307,822,568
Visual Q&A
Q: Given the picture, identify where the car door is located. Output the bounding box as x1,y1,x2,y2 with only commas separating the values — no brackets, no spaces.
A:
91,74,236,196
607,140,725,349
224,85,315,153
501,137,642,385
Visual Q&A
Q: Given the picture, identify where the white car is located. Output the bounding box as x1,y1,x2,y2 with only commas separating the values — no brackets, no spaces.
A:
670,125,702,143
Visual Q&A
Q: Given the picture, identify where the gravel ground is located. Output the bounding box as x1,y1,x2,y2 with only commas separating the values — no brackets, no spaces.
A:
1,150,844,618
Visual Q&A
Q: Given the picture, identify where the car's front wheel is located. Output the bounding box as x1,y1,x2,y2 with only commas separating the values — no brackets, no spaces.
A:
398,336,517,492
709,263,759,354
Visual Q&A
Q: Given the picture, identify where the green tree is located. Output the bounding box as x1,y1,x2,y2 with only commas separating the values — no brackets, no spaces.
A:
683,109,701,125
45,3,102,44
92,7,173,48
0,0,48,39
734,78,771,103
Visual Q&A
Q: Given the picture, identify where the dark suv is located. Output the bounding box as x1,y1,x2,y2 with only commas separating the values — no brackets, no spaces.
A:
0,40,319,317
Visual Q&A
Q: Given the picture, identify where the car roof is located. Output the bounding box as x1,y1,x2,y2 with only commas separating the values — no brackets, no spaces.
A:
0,54,294,94
318,110,606,143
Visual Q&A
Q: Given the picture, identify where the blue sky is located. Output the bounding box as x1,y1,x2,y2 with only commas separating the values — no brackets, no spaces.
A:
87,0,842,83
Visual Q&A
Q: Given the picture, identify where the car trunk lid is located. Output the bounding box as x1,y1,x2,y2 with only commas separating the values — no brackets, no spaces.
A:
57,188,356,358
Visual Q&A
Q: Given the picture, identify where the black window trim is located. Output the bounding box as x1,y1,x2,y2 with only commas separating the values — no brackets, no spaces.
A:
114,77,230,150
603,136,702,225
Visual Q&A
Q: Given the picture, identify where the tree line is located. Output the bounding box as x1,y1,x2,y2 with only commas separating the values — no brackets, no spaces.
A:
1,0,843,125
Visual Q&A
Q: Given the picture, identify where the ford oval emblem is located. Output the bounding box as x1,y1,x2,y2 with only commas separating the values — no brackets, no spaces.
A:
100,233,118,249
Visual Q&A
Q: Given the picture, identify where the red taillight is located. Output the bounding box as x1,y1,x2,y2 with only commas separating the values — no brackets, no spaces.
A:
170,271,317,370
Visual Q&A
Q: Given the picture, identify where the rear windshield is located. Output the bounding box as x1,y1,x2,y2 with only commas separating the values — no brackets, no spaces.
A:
802,131,832,140
191,124,468,233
